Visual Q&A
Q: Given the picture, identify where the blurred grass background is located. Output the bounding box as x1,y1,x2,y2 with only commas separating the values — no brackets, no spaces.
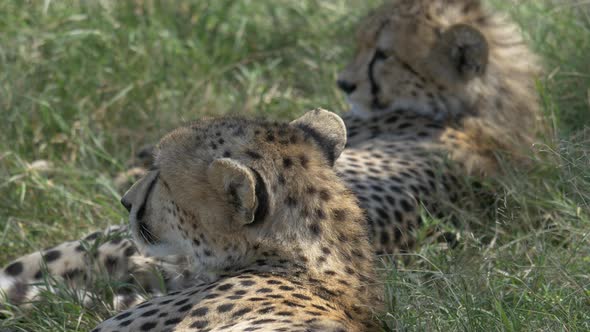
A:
0,0,588,331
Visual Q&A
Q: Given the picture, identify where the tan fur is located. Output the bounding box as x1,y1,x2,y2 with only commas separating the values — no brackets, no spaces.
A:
338,0,546,175
95,109,380,331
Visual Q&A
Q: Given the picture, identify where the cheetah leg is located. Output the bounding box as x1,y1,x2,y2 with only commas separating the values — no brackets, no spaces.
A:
0,225,190,311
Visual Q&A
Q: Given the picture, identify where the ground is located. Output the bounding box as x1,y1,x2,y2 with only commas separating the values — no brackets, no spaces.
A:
0,1,589,331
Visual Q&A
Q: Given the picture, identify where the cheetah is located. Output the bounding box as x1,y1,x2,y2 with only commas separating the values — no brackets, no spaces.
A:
91,109,379,331
337,0,545,175
1,0,544,312
0,225,193,311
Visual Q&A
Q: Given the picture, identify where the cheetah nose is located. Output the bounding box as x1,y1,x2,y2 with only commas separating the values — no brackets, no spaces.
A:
120,196,132,213
337,79,357,94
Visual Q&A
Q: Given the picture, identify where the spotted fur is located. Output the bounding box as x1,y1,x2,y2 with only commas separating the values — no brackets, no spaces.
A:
93,109,379,331
338,0,544,175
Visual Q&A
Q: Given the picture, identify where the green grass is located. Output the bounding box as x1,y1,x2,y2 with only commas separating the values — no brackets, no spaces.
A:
0,0,588,331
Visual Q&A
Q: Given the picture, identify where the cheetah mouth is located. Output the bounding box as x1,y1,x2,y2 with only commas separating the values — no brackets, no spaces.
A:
130,171,160,246
138,220,158,245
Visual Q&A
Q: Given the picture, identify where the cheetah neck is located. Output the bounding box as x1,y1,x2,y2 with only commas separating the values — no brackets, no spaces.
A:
250,176,380,320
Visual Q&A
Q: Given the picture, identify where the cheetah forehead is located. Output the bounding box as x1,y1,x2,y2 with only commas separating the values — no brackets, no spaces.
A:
155,117,320,168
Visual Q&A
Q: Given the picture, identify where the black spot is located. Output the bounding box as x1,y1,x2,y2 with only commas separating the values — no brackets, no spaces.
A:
376,208,388,219
385,195,396,206
191,307,209,317
283,157,293,168
380,232,390,245
223,150,232,158
232,126,244,136
217,303,235,313
319,190,331,201
292,293,312,300
285,196,297,207
257,306,274,314
140,309,159,317
305,310,323,316
312,304,328,312
315,209,326,220
332,209,347,222
252,319,276,324
114,312,132,321
217,283,233,291
283,300,304,308
394,210,403,222
241,280,256,286
371,184,384,192
174,298,189,306
232,307,252,317
299,155,309,168
178,304,192,312
164,317,182,326
400,199,414,213
43,250,61,263
266,294,284,300
137,302,153,309
385,115,399,124
248,297,266,302
246,150,262,159
309,223,322,236
370,194,383,203
4,261,23,276
190,320,209,329
398,123,412,130
140,321,158,331
62,269,81,280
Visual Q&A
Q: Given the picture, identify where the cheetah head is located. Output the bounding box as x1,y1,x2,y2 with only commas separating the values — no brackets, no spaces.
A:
337,0,541,125
119,109,348,273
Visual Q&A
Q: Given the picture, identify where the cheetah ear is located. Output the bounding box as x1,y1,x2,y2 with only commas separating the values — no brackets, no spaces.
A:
207,158,260,226
427,24,489,83
290,108,347,166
